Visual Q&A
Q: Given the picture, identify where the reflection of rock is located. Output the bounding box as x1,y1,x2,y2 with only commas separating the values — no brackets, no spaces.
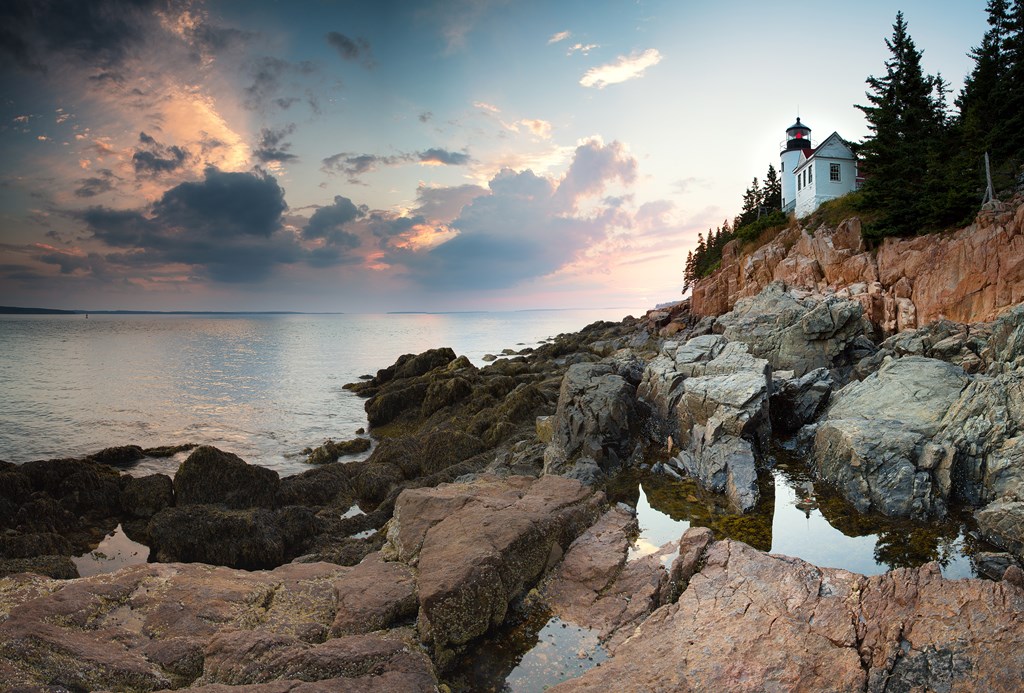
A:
551,540,1024,692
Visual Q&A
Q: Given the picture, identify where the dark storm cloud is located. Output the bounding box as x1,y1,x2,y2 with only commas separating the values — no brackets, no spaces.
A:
253,124,298,163
302,195,364,246
0,0,161,73
325,32,374,68
76,167,363,282
73,168,118,198
419,148,471,166
132,131,190,176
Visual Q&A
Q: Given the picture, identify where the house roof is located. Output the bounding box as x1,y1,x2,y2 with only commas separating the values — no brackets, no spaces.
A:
793,132,854,171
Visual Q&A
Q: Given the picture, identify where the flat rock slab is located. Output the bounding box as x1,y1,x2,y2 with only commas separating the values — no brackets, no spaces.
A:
384,474,603,669
551,540,1024,692
0,560,437,691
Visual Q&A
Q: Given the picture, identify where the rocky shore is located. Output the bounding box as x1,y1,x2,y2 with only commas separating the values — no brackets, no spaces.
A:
3,201,1024,691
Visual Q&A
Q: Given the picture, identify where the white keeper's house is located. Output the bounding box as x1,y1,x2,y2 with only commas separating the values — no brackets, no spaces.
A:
779,117,860,217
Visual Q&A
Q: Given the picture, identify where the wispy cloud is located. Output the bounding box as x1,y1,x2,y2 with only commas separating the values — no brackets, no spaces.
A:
518,119,553,139
567,43,598,56
580,49,662,89
548,30,571,44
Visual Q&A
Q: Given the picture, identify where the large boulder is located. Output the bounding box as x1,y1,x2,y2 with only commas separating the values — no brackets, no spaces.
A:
542,363,641,482
551,540,1024,692
714,282,870,376
813,356,968,517
383,474,603,670
174,446,279,509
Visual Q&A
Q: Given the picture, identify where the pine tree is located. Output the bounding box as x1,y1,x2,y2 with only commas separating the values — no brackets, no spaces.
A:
857,12,949,236
762,164,782,213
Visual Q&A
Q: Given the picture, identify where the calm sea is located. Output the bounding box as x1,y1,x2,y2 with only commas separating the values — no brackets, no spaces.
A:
0,309,643,476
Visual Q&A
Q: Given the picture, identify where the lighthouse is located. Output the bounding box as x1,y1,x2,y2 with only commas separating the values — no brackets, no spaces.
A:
780,117,812,213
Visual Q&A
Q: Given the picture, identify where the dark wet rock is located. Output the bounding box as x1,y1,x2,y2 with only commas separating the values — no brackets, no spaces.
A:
677,434,759,513
0,555,79,579
421,376,474,416
346,347,458,398
552,540,1024,693
0,531,74,559
146,505,311,569
121,473,174,519
18,457,123,521
974,551,1021,581
88,445,144,467
306,438,372,465
175,446,280,509
769,366,833,435
142,443,199,458
542,363,642,482
383,474,603,670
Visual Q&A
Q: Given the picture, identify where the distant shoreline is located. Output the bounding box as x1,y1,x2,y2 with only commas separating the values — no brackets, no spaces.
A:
0,307,334,315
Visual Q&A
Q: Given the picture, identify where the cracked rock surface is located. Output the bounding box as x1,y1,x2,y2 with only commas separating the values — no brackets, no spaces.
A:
550,539,1024,692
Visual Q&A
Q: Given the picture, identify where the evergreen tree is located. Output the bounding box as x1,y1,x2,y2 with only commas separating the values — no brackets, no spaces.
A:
994,0,1024,183
857,12,949,236
762,164,782,213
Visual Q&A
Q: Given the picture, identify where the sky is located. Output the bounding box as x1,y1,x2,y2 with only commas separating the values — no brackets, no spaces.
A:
0,0,988,312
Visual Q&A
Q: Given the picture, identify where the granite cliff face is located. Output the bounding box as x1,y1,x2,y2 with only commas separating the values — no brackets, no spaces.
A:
691,195,1024,333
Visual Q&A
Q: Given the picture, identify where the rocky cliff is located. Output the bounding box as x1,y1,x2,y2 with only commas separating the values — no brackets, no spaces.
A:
691,195,1024,333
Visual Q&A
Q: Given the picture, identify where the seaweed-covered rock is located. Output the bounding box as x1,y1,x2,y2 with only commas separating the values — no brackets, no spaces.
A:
147,505,289,569
121,473,174,519
306,438,372,465
0,555,79,579
88,445,145,467
174,446,280,509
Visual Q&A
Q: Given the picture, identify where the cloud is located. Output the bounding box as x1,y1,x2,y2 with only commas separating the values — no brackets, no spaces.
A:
419,111,433,123
323,147,472,182
325,32,374,68
580,48,662,89
567,43,598,56
0,0,161,73
78,167,300,282
473,101,500,113
253,124,298,164
132,131,190,176
302,195,364,244
244,56,317,111
518,119,552,139
395,139,640,290
412,183,488,223
418,148,471,166
548,30,571,44
73,168,118,198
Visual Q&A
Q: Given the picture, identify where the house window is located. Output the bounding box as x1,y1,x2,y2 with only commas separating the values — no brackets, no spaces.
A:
830,163,841,182
808,166,813,184
781,161,785,172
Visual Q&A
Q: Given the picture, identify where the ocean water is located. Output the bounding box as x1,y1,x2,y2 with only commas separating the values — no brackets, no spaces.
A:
0,309,642,475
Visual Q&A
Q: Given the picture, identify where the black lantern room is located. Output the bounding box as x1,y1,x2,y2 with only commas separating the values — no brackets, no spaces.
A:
784,117,812,151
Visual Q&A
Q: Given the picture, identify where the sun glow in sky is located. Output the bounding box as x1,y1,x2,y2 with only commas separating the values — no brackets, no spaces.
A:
0,1,986,312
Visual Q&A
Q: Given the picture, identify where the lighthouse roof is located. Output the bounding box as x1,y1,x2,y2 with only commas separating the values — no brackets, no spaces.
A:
787,117,810,131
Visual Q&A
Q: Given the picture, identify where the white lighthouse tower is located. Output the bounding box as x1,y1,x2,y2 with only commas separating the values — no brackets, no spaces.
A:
780,117,812,213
